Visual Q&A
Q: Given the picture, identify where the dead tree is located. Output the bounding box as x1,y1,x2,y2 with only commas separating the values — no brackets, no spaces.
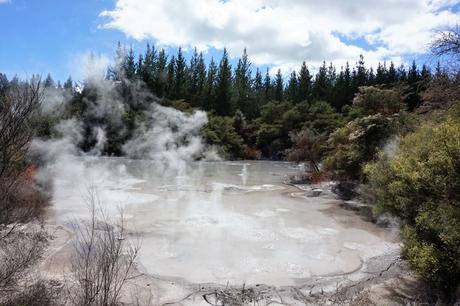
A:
0,77,43,226
287,129,327,174
0,224,48,304
70,190,140,306
431,26,460,70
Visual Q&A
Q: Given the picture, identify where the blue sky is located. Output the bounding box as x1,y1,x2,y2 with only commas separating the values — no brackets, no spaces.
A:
1,0,459,82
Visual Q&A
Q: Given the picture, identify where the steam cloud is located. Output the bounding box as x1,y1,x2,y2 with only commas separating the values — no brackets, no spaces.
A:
32,53,213,186
123,105,208,175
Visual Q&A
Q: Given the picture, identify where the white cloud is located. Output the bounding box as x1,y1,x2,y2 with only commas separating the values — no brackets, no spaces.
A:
100,0,460,70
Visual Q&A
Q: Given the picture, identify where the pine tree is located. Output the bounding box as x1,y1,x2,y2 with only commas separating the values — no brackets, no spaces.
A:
63,76,73,91
44,73,55,88
189,48,200,100
252,68,264,116
407,60,419,85
263,68,272,101
355,54,367,87
420,64,431,83
233,48,252,116
313,61,328,100
397,64,407,82
286,70,298,103
406,61,422,111
334,67,347,111
274,69,284,101
173,47,188,99
325,62,337,103
142,44,156,91
155,48,168,97
368,67,375,85
204,58,218,111
343,62,353,104
136,54,144,78
194,52,207,108
388,62,397,83
297,62,312,103
215,49,233,116
108,42,124,81
166,56,176,99
375,62,387,84
124,47,136,80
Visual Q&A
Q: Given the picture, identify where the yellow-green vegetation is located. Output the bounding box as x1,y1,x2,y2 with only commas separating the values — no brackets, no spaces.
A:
364,103,460,293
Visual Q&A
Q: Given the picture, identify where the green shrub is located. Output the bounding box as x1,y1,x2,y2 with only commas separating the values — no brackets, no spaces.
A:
364,107,460,293
202,115,245,159
324,86,414,180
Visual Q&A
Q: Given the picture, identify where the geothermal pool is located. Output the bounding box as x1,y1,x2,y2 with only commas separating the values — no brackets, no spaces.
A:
50,158,398,286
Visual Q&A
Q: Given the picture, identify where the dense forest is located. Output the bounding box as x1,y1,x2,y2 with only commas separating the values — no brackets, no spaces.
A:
1,27,460,304
10,42,443,160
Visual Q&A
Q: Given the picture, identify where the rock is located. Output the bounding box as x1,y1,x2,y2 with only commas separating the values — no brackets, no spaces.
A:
288,174,311,184
331,181,358,200
305,188,322,197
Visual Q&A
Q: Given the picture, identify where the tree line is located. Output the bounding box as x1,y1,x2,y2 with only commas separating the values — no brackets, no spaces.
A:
108,43,442,117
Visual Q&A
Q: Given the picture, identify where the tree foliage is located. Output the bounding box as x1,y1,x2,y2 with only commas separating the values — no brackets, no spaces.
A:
364,104,460,293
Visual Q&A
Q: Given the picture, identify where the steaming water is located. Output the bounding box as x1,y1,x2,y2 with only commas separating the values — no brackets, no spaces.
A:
51,158,398,286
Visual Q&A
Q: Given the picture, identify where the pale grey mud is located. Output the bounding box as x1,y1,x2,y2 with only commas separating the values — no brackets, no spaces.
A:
48,158,400,291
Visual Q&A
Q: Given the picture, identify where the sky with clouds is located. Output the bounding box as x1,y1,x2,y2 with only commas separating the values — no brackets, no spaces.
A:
1,0,459,81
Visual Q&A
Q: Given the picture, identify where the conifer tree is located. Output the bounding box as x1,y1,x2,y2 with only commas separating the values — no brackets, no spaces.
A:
407,60,419,85
420,64,431,83
173,47,188,99
155,49,168,97
368,67,375,85
252,68,264,116
141,44,156,91
63,76,73,91
194,52,207,107
166,56,176,99
44,73,55,88
204,58,218,111
326,62,337,100
136,54,144,78
355,54,367,87
397,64,407,81
124,47,136,80
263,68,272,101
189,48,200,99
233,48,252,116
334,67,347,110
215,49,233,115
297,61,312,102
286,70,298,103
313,61,328,100
274,69,284,101
388,62,397,83
376,62,387,84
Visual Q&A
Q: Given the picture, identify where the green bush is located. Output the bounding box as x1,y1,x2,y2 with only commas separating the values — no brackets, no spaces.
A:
324,113,400,180
364,107,460,293
202,115,245,159
351,86,401,117
324,86,414,180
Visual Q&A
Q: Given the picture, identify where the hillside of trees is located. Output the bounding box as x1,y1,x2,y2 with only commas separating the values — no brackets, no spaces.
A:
14,41,444,161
